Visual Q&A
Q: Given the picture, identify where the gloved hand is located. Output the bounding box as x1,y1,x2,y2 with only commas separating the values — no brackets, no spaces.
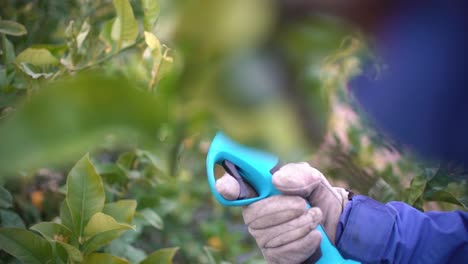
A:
215,162,350,264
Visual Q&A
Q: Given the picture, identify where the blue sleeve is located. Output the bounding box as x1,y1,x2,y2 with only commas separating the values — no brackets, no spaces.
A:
335,195,468,264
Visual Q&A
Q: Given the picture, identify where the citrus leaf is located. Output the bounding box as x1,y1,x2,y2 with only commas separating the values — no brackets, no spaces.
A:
100,19,117,52
60,201,73,231
136,149,168,175
140,247,178,264
55,240,70,263
82,229,129,254
139,208,163,230
30,222,73,243
0,65,6,85
0,227,53,264
0,209,25,228
84,212,134,238
117,152,137,170
423,166,467,208
103,200,137,224
112,0,138,49
83,253,129,264
0,20,27,36
142,0,160,31
204,246,217,264
402,173,427,206
16,48,59,66
0,186,13,208
66,154,105,239
425,190,466,208
0,74,167,176
76,20,91,50
16,63,54,79
96,163,128,186
28,44,67,57
1,35,16,65
107,240,147,263
56,241,83,262
368,178,397,203
144,31,161,54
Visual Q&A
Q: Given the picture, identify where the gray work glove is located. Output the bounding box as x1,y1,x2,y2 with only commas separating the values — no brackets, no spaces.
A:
215,162,350,264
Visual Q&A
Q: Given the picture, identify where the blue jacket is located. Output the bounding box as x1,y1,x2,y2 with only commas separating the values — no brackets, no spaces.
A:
336,195,468,264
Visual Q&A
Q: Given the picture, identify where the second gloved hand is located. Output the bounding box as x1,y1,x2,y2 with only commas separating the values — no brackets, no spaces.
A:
215,162,350,264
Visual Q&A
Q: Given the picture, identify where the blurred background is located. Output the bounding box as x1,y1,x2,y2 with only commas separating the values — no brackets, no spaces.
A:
0,0,466,263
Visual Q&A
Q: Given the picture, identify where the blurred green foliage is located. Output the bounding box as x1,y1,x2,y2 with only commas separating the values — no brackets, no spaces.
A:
0,0,466,263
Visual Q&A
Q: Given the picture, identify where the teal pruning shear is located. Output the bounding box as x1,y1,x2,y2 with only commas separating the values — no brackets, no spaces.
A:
206,131,360,264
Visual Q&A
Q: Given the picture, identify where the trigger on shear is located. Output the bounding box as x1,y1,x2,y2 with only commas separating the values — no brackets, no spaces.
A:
222,160,257,199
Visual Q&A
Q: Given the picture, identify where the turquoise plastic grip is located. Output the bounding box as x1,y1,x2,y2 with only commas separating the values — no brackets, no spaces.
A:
206,132,361,264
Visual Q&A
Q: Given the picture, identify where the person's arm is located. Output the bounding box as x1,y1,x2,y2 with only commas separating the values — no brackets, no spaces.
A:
336,195,468,264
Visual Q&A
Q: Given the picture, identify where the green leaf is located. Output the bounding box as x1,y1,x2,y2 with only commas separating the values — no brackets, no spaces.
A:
16,48,59,66
82,229,129,254
0,93,18,109
368,178,396,203
0,20,27,36
107,240,147,263
423,166,467,208
144,31,161,54
16,63,54,79
83,253,129,264
139,208,163,230
204,246,217,264
0,186,13,208
425,190,466,208
142,0,160,31
28,44,68,57
30,222,73,243
76,20,91,50
0,209,25,228
402,173,427,206
55,240,71,264
136,149,168,175
0,68,6,88
1,35,16,65
413,196,424,211
84,212,134,238
96,163,128,186
112,0,138,49
82,213,135,254
0,227,53,264
100,19,117,52
117,152,137,170
103,200,137,224
0,74,167,175
60,201,73,231
56,241,83,262
140,247,178,264
66,154,105,239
